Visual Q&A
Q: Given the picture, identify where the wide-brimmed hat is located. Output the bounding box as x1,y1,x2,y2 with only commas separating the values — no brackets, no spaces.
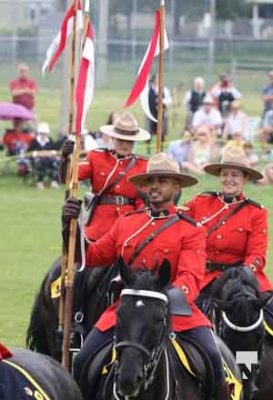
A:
100,112,151,142
204,147,263,180
129,152,198,187
37,122,50,135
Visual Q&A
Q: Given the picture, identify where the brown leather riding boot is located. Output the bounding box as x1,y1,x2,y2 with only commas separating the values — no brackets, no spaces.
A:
214,382,230,400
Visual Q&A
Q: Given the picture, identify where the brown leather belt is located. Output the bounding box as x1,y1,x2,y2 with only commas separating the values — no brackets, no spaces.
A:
206,261,243,272
98,195,135,206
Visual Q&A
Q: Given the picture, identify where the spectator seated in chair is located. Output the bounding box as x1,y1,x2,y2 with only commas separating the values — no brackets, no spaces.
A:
27,122,60,189
3,118,34,156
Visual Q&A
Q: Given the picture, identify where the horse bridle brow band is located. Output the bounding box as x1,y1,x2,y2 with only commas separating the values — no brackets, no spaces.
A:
121,289,168,303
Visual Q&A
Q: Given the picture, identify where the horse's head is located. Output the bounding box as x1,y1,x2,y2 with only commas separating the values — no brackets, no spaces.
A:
114,258,171,398
211,267,272,353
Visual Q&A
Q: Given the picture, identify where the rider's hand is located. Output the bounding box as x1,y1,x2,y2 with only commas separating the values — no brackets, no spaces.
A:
62,197,82,223
61,140,75,158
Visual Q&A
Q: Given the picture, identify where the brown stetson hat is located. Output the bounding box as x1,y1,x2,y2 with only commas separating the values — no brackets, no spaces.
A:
129,152,198,187
100,111,151,142
204,147,263,181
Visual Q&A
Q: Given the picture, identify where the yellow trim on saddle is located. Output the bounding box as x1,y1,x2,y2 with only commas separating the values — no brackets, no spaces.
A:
223,362,243,400
50,277,61,299
264,320,273,337
170,337,196,377
3,359,52,400
101,346,117,375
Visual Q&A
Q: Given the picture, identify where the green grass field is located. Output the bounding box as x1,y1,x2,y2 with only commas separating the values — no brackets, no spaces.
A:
1,66,273,348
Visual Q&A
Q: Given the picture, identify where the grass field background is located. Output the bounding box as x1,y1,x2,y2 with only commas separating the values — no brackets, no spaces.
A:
1,63,273,347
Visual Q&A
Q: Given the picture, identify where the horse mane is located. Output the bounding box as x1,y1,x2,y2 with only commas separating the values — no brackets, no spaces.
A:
125,267,163,291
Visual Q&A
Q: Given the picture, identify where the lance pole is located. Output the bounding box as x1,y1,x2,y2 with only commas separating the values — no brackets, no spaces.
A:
58,0,79,351
156,0,165,153
61,0,81,370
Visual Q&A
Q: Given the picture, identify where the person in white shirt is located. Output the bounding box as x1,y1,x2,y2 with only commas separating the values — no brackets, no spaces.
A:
223,100,248,140
145,73,172,153
210,73,241,117
192,94,223,138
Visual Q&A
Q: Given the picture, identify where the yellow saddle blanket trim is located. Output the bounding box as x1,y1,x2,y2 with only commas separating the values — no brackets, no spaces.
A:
170,337,242,400
50,277,62,299
264,320,273,337
3,359,52,400
223,362,242,400
170,337,196,377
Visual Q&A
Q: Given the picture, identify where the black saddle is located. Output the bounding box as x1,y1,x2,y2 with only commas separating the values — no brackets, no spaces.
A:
167,334,214,399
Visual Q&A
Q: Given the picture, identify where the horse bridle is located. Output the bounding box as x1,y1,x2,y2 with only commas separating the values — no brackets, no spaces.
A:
114,289,169,393
221,309,264,332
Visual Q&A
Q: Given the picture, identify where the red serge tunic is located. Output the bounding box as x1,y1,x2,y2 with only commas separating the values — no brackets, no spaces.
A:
85,205,211,332
78,149,148,241
185,192,272,292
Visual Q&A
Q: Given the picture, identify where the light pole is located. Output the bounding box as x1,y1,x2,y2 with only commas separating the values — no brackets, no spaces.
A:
208,0,216,84
97,0,109,87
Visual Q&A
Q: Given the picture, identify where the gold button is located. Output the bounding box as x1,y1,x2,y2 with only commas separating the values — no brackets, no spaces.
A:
164,249,168,253
142,258,146,263
120,161,123,165
100,172,105,176
238,227,243,232
117,207,120,211
222,221,226,225
216,234,222,239
116,184,120,189
151,221,156,226
262,229,267,234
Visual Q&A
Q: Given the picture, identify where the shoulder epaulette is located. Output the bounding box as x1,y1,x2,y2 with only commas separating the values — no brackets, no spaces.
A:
177,211,199,227
245,198,264,209
124,208,147,217
199,191,219,197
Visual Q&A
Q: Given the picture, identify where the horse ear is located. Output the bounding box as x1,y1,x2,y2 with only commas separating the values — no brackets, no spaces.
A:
157,259,171,289
118,257,135,286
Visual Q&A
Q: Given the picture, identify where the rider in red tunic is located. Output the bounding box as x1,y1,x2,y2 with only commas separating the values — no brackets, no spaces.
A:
60,112,150,241
62,153,230,400
184,147,273,313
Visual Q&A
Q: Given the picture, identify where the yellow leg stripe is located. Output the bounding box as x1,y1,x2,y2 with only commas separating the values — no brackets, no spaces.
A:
170,337,196,377
264,320,273,337
3,359,52,400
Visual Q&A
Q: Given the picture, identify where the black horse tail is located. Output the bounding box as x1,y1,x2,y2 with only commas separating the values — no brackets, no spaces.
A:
26,257,61,356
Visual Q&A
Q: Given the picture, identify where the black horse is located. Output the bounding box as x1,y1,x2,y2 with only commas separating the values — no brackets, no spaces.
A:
79,259,242,400
211,267,273,400
26,257,118,360
0,347,82,399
